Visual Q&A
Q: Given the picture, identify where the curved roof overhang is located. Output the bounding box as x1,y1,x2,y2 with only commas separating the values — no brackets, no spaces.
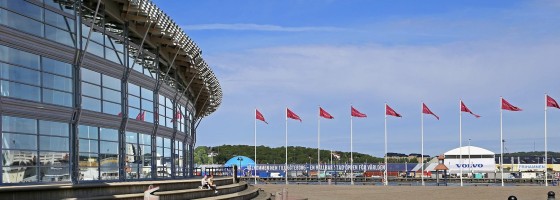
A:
98,0,222,117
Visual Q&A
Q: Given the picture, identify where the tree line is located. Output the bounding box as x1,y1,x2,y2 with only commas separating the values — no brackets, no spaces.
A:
194,145,420,165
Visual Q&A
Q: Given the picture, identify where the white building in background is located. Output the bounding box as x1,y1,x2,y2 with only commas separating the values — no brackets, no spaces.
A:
443,146,496,174
423,146,496,174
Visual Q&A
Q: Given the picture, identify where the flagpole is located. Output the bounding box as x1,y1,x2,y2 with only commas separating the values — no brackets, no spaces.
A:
421,102,424,186
500,97,504,187
318,106,321,184
285,107,288,185
459,100,463,187
384,103,388,186
254,108,257,185
545,94,548,186
350,108,354,185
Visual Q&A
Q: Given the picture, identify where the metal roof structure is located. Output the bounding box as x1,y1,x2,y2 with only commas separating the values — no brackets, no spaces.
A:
99,0,222,117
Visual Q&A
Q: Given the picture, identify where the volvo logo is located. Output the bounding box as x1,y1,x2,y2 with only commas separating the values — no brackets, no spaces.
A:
456,164,483,168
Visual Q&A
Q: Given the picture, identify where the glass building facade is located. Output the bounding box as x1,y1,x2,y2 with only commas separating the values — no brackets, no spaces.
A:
0,0,221,184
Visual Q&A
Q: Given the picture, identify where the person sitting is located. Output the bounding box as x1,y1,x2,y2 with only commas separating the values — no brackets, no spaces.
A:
208,174,218,194
199,175,209,189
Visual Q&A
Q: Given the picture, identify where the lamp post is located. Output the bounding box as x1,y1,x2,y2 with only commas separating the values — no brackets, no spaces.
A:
237,157,243,176
468,139,471,176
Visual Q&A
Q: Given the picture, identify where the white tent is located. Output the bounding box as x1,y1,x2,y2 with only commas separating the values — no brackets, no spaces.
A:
443,146,496,174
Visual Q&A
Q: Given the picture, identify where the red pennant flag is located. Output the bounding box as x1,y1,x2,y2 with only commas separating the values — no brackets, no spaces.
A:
319,107,334,119
171,110,183,122
547,95,560,109
287,108,302,122
136,111,145,121
501,98,522,111
256,109,268,124
461,101,481,118
351,106,367,118
385,104,401,117
422,103,439,120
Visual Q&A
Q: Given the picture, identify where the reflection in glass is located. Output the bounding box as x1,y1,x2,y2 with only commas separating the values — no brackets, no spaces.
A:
39,121,68,137
2,116,37,134
39,136,68,151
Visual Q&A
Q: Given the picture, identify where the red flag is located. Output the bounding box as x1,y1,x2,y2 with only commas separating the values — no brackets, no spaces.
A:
351,106,367,118
385,104,401,117
256,109,268,124
136,111,145,121
461,101,481,118
319,107,334,119
501,98,522,111
171,110,183,122
547,95,560,109
422,103,439,120
287,108,302,122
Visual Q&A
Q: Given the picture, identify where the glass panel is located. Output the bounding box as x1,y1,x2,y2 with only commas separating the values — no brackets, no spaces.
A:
45,25,74,47
138,133,150,145
2,150,37,166
39,121,68,137
0,45,40,70
102,74,120,91
2,116,37,134
163,138,171,148
100,155,118,180
2,133,37,150
141,99,153,112
43,89,72,107
144,111,154,123
39,152,70,166
128,83,139,96
39,136,68,151
42,57,72,77
0,8,43,37
128,107,139,120
0,63,40,85
78,152,99,180
105,47,121,64
43,73,72,92
125,132,137,143
165,98,172,108
86,41,104,58
78,125,98,139
128,95,139,108
2,167,37,183
81,96,101,112
0,0,43,20
79,139,98,153
100,141,118,155
102,88,120,103
81,68,100,85
156,137,163,147
81,82,100,98
102,101,120,115
40,166,70,182
45,10,74,31
44,1,74,14
100,128,118,142
158,95,164,105
0,80,40,101
140,88,153,101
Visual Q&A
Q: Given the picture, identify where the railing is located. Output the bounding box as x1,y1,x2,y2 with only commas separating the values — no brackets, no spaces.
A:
193,167,234,177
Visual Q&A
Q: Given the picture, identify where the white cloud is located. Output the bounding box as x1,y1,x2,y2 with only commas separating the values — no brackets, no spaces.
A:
183,23,347,32
208,40,560,104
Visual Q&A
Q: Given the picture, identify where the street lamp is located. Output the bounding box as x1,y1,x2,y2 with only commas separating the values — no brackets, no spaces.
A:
208,152,218,165
237,157,243,176
468,139,471,175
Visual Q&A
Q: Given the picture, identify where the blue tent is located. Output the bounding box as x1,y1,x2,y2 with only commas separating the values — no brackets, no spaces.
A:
224,156,255,168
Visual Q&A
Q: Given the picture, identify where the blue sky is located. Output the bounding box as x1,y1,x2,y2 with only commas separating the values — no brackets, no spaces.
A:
153,0,560,157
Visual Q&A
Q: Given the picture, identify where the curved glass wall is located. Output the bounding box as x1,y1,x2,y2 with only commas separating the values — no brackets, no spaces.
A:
0,0,203,185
